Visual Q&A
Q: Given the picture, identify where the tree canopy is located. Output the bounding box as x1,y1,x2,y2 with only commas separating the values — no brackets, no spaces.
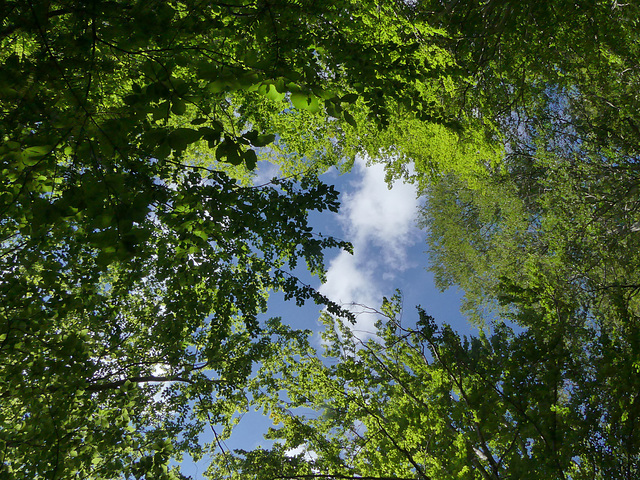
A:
222,290,639,479
2,0,640,479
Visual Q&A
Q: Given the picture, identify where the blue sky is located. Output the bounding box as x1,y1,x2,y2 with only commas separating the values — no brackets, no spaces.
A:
256,156,470,338
181,157,471,476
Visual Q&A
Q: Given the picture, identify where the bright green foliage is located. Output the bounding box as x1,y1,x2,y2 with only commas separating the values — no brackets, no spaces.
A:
421,171,538,324
209,3,640,480
217,291,640,479
373,1,640,187
0,0,468,477
0,0,471,477
378,118,502,188
0,0,475,183
413,119,640,477
414,77,640,477
0,1,380,477
4,0,640,478
0,168,352,478
421,92,640,327
414,1,640,323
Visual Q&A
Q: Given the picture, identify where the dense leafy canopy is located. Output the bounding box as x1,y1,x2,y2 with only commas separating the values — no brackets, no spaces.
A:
224,290,639,479
0,0,376,477
209,2,640,480
3,0,640,479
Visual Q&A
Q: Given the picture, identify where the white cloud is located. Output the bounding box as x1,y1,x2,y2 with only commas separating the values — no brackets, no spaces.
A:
285,444,318,462
340,157,420,266
319,156,420,338
252,160,281,186
320,250,379,308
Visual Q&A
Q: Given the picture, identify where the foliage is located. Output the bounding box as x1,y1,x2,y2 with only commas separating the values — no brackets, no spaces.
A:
0,0,384,477
0,165,355,478
372,1,640,188
421,89,640,327
0,0,479,178
0,0,476,475
206,4,640,480
4,0,640,478
216,289,640,479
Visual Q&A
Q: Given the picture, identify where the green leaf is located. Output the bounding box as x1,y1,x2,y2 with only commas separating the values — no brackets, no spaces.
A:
340,93,359,104
215,139,231,161
261,84,286,102
325,102,339,118
23,145,52,159
207,79,228,93
226,147,242,166
155,141,171,159
252,133,276,148
168,128,202,152
152,101,171,121
171,99,187,115
124,94,141,106
200,126,222,147
343,111,357,128
244,149,258,170
291,92,320,113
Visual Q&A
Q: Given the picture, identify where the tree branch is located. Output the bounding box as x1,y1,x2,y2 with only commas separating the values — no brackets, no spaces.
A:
86,374,205,392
